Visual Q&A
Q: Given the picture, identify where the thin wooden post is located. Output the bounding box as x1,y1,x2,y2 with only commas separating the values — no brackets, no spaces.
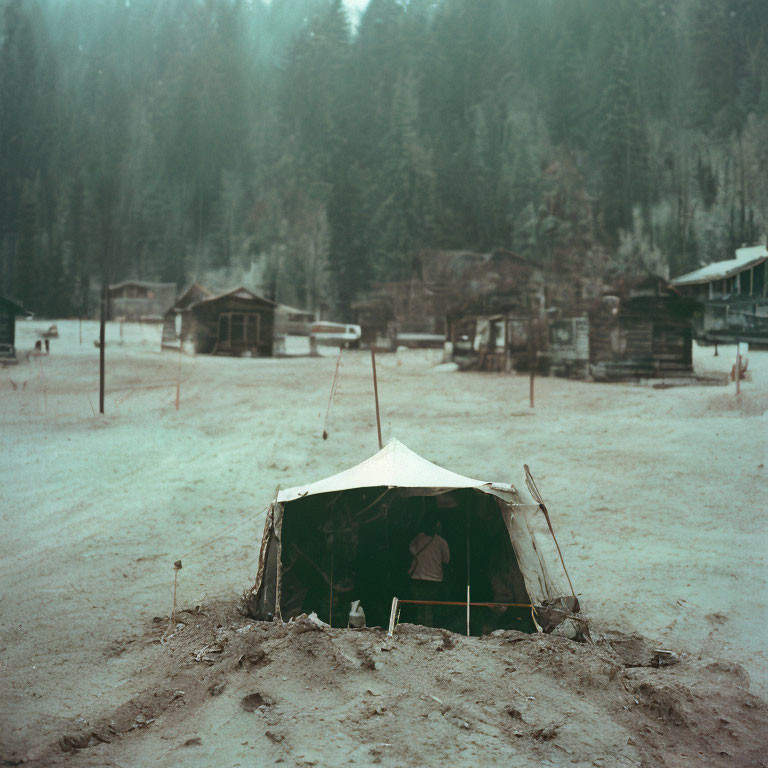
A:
371,347,382,449
736,341,741,396
99,287,106,414
529,366,535,408
175,344,182,410
528,317,536,409
466,586,471,637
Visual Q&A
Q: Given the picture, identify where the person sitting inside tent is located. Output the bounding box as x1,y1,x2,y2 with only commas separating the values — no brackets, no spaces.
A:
408,511,450,627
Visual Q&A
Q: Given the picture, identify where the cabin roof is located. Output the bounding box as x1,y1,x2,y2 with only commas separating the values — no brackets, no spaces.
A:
670,245,768,286
187,286,277,310
108,280,177,291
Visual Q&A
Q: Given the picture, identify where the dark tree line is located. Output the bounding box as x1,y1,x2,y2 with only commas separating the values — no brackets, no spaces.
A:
1,0,767,318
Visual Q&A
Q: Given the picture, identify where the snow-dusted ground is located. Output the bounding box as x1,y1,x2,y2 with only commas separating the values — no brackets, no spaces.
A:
1,319,766,763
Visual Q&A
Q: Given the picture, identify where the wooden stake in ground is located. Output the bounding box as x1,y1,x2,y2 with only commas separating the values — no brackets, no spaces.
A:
38,357,47,412
175,344,182,411
371,347,382,449
736,341,741,396
528,316,536,409
162,559,183,645
99,287,106,414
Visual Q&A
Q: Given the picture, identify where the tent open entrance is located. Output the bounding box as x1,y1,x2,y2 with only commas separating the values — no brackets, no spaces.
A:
279,486,536,634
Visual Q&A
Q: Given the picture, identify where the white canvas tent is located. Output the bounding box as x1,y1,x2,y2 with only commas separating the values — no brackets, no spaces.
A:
248,439,578,634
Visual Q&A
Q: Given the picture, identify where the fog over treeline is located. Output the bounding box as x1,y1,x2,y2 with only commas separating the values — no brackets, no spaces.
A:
1,0,767,318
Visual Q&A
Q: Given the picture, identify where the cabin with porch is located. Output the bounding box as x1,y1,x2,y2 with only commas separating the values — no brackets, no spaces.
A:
180,287,276,356
670,245,768,345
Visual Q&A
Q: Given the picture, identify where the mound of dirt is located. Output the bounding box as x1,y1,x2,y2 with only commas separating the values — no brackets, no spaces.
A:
17,600,768,768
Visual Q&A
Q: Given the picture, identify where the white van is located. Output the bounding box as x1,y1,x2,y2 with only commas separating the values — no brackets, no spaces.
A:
310,321,362,349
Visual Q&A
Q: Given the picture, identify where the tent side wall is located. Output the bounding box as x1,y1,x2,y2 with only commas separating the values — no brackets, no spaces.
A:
500,501,565,605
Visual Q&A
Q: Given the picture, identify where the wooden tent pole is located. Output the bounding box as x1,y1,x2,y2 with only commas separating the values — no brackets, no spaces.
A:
371,347,383,449
329,537,334,627
466,506,470,636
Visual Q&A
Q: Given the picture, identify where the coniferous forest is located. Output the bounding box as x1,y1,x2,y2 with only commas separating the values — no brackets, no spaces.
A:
1,0,767,318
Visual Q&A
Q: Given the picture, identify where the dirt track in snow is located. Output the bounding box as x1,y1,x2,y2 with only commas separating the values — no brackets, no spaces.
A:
1,320,766,766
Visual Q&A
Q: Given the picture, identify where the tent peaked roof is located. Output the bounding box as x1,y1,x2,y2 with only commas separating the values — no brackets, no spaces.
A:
277,439,517,503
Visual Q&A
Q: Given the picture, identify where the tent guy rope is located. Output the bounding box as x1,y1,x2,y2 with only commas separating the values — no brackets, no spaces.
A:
322,347,342,440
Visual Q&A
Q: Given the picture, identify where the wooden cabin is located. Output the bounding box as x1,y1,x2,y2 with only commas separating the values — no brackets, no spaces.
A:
0,296,26,363
180,286,276,356
108,281,176,321
588,280,696,380
670,245,768,345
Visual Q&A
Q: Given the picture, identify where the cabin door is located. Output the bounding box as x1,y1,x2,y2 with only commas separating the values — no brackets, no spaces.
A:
245,314,260,346
218,314,231,347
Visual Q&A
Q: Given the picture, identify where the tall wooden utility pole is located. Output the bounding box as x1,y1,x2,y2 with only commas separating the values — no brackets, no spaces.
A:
99,282,106,414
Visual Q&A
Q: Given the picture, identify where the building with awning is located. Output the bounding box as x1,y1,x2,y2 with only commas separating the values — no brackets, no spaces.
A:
670,245,768,345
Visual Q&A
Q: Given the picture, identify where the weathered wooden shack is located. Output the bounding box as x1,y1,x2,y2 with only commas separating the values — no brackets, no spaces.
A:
548,317,590,378
108,280,176,321
588,279,696,380
670,244,768,345
180,286,276,356
447,312,536,372
443,251,547,371
0,296,26,363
